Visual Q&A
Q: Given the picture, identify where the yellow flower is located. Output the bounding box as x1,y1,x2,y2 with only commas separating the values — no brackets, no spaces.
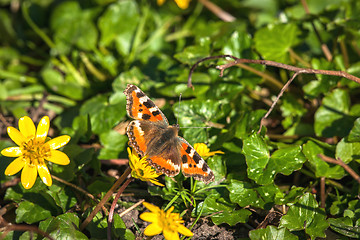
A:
140,202,193,240
128,148,164,186
1,116,70,189
157,0,191,9
194,143,224,158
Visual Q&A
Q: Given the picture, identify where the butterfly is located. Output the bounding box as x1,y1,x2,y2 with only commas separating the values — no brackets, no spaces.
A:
124,84,214,184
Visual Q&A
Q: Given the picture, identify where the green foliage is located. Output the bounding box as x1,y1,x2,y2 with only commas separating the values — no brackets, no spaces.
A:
1,0,360,239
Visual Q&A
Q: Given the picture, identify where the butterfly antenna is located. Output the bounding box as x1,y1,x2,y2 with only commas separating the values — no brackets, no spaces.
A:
179,126,211,129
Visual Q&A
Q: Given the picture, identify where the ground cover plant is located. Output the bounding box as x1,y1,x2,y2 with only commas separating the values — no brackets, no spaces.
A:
1,0,360,239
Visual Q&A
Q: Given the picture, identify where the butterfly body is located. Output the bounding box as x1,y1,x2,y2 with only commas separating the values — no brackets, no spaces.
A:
124,84,214,183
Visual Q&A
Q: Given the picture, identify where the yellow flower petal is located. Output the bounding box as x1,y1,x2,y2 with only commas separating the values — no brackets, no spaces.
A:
37,164,52,186
46,135,70,150
140,212,158,222
21,164,37,189
163,229,180,240
194,143,224,157
1,147,23,157
149,178,165,187
18,116,36,138
5,157,25,176
143,202,160,213
36,116,50,143
177,224,193,236
203,150,225,157
174,0,190,9
47,150,70,165
7,127,26,146
144,223,163,236
157,0,166,6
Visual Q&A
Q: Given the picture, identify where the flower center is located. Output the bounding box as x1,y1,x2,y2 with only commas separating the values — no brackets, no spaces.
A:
21,138,51,166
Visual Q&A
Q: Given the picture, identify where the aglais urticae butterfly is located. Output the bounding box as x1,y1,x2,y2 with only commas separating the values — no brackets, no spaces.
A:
124,84,214,184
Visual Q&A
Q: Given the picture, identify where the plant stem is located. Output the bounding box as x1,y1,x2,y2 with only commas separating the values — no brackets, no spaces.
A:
80,167,131,230
164,192,181,211
107,177,133,240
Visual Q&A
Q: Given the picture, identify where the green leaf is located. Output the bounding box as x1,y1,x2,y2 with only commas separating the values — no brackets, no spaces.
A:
314,88,356,137
42,68,84,100
206,155,226,182
222,28,252,58
174,99,229,143
16,200,52,224
46,184,77,213
98,0,140,55
249,226,298,240
228,179,282,209
99,130,128,159
50,1,98,53
328,217,360,238
254,23,301,62
335,138,360,164
39,213,87,239
271,146,306,175
85,210,108,238
227,179,264,208
194,194,251,226
235,110,266,139
71,115,92,143
279,193,329,240
112,214,135,240
174,44,210,65
303,58,339,98
348,118,360,142
302,140,345,179
80,94,126,134
112,67,145,93
242,133,271,184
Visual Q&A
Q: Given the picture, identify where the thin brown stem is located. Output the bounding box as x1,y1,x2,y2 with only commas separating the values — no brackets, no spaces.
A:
198,0,236,22
187,55,238,88
107,177,133,240
214,58,360,84
80,167,131,230
318,154,360,184
258,71,301,133
236,62,283,90
288,48,311,68
320,177,326,208
119,199,145,218
0,223,54,240
339,39,349,69
301,0,332,61
188,55,360,133
0,113,11,128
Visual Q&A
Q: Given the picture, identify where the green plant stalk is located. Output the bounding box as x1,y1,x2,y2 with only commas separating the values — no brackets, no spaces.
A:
164,191,181,211
0,69,37,83
190,177,195,193
80,52,107,81
138,16,180,51
22,2,87,86
194,185,227,195
126,3,149,65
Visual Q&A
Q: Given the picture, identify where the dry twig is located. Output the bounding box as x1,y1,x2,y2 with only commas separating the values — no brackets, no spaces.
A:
187,55,360,133
318,154,360,184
